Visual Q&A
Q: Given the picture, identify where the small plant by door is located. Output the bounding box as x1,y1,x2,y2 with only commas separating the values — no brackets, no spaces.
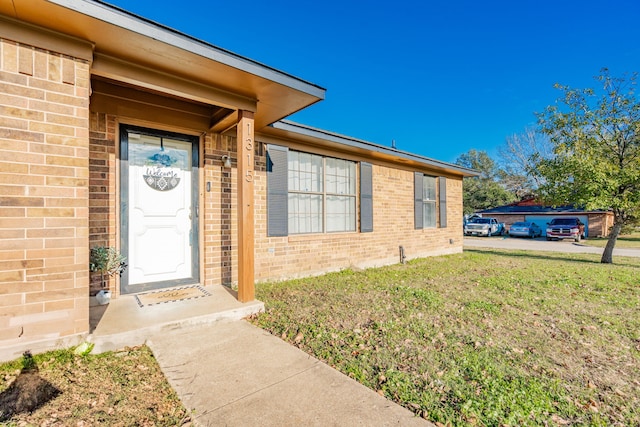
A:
90,246,127,305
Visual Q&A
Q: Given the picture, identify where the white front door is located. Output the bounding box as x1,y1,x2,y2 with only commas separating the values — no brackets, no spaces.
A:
120,125,199,294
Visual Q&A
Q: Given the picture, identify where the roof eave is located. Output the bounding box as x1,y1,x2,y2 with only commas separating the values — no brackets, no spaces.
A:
266,121,480,177
1,0,326,128
49,0,325,98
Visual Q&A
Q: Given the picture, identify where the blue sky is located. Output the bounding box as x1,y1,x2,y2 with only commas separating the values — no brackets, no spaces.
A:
107,0,640,164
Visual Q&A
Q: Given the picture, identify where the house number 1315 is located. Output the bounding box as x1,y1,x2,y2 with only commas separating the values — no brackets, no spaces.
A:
245,123,253,182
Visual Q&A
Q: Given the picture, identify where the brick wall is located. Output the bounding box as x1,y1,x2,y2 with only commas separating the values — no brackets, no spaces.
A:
199,138,465,285
91,122,463,290
587,212,614,238
88,113,118,295
202,134,238,286
252,146,464,281
0,38,91,357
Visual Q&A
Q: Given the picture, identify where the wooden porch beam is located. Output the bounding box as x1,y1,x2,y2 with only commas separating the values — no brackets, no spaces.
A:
237,110,255,302
92,53,258,113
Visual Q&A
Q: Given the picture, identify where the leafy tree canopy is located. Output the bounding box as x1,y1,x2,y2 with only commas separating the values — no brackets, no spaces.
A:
535,68,640,263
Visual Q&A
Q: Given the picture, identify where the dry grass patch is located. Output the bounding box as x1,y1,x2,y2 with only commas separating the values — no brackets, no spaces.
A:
252,249,640,426
0,346,189,426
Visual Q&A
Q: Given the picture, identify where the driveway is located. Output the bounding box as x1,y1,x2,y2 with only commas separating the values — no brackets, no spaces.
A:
464,237,640,258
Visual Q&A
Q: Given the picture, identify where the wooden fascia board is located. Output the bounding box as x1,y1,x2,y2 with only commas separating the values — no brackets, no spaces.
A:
92,53,257,113
3,1,324,130
90,79,214,130
210,114,239,134
48,0,325,99
91,91,212,130
0,15,94,61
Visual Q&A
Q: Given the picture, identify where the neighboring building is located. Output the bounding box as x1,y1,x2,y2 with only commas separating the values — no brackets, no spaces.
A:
479,198,614,237
0,0,477,359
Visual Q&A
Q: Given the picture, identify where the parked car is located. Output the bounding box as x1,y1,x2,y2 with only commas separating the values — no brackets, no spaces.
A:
546,217,586,242
464,217,506,236
508,221,542,238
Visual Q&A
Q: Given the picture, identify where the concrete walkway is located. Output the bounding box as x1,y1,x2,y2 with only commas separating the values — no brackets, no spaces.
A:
147,320,431,427
88,286,429,425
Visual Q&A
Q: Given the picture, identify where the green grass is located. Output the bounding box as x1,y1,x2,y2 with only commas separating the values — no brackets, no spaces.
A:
580,232,640,249
251,249,640,426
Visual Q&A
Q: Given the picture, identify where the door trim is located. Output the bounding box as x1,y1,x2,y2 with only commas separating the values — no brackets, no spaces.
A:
119,124,200,294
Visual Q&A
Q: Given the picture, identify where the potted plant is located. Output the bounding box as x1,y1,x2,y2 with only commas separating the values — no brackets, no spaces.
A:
89,246,126,305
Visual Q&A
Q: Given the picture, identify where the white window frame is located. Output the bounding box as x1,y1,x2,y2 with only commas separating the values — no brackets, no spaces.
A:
423,175,437,228
288,151,357,234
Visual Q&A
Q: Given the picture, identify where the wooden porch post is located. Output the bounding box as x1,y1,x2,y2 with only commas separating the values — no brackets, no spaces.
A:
237,110,255,302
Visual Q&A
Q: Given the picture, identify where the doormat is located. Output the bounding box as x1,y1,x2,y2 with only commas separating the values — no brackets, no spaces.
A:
135,285,211,307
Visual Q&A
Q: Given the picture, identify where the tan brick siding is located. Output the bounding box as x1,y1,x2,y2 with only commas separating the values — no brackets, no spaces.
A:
0,38,90,348
88,113,119,295
252,155,464,281
202,134,239,286
20,98,466,312
586,212,614,238
86,110,467,292
197,138,465,286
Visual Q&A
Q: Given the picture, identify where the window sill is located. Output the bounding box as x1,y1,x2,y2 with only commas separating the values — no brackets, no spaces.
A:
287,231,360,242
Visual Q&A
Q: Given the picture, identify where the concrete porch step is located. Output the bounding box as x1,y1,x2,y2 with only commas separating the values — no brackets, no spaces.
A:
88,285,264,354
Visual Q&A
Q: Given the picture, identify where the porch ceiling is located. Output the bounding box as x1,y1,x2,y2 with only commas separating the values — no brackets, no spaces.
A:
1,0,326,130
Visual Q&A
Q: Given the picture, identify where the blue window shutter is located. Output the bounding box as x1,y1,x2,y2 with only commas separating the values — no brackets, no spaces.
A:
266,144,288,237
414,172,423,229
360,162,373,232
439,176,447,228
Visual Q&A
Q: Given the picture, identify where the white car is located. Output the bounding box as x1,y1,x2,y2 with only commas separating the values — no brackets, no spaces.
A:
464,217,505,236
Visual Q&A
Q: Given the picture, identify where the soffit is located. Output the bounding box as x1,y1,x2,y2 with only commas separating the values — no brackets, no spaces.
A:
90,77,235,130
1,0,325,130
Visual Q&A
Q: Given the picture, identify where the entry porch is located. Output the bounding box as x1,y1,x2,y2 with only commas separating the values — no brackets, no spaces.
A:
88,285,264,353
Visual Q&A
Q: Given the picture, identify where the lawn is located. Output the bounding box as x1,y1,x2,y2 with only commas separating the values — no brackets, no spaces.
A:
0,346,189,425
251,249,640,426
580,232,640,249
1,249,637,426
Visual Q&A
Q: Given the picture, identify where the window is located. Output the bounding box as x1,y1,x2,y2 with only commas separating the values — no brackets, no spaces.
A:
288,151,323,233
414,172,447,229
287,151,356,234
266,144,373,237
422,175,437,228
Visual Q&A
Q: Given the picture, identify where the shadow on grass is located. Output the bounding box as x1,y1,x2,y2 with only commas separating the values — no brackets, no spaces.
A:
613,236,640,243
466,247,640,269
0,352,61,421
581,233,640,247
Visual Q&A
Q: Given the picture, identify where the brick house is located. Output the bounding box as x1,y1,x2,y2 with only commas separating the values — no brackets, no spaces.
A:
0,0,477,359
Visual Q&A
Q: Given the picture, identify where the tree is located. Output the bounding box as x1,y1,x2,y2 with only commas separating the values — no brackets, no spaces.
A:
535,69,640,263
456,149,516,215
498,127,553,197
